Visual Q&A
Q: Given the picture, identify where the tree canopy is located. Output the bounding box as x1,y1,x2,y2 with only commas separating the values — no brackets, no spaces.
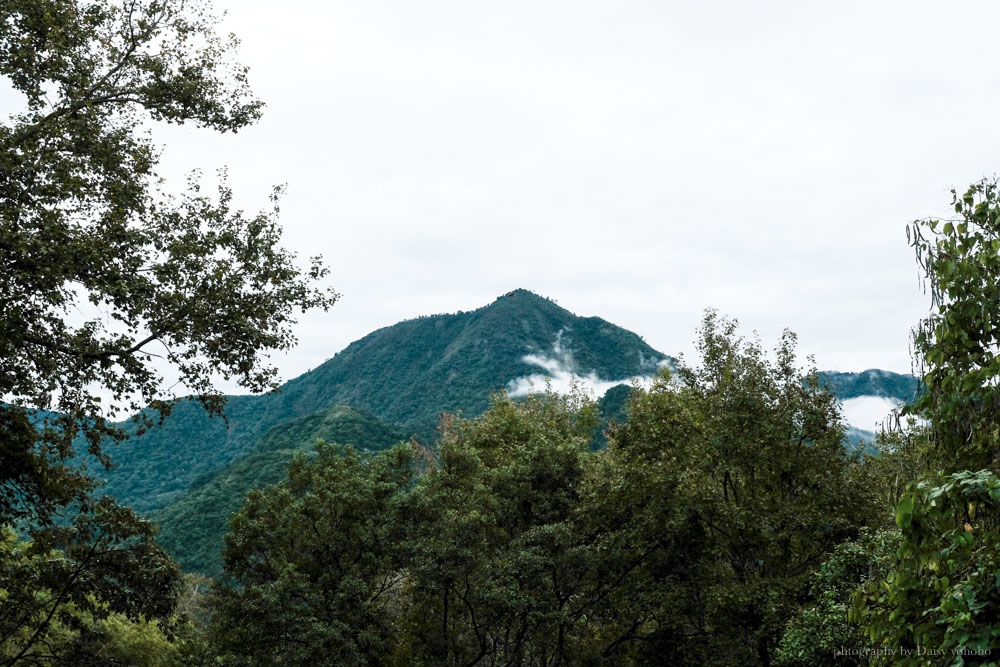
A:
906,179,1000,471
854,180,1000,661
210,314,878,666
0,0,334,661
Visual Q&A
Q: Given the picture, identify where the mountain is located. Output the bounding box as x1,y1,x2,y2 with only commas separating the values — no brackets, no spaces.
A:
818,369,922,446
271,289,671,437
100,289,672,512
818,368,922,402
95,290,921,577
97,290,919,516
151,405,407,577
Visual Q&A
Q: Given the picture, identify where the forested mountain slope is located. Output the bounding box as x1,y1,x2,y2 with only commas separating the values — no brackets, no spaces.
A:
100,289,672,511
151,406,407,577
77,289,921,577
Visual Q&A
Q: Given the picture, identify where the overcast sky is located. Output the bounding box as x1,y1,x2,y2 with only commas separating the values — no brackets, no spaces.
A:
18,0,1000,386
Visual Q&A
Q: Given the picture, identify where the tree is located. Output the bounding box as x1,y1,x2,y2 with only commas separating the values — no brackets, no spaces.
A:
605,312,871,665
0,512,179,665
906,178,1000,470
0,0,335,660
396,391,607,665
211,443,414,665
776,528,899,667
0,525,208,666
854,470,1000,662
855,179,1000,660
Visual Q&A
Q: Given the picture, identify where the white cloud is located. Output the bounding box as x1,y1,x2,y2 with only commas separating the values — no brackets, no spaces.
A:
509,334,905,436
840,396,902,433
506,331,659,398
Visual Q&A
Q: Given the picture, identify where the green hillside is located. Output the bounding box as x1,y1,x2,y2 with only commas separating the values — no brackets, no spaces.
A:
818,368,922,401
155,390,647,577
96,292,919,517
271,289,670,437
102,289,671,512
95,396,279,511
151,405,407,578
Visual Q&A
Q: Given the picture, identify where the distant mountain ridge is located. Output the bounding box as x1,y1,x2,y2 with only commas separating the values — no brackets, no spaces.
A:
272,288,671,437
95,290,920,519
100,289,672,511
818,368,921,402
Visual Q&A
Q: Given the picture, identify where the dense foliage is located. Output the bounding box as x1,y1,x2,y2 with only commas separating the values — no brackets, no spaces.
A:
857,470,1000,659
155,388,643,579
852,179,1000,664
776,529,899,666
608,313,875,664
211,443,415,665
208,314,881,665
906,179,1000,471
2,523,208,665
0,508,179,664
153,406,408,578
0,0,333,661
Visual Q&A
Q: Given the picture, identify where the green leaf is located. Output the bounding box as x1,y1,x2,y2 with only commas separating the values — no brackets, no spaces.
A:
897,495,915,529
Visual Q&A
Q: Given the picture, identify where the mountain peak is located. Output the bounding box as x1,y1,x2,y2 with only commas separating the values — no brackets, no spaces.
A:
497,288,549,301
276,290,670,437
490,289,565,312
107,292,672,513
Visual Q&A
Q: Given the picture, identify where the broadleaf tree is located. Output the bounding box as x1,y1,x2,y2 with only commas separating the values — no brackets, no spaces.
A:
0,0,336,661
606,312,872,665
854,179,1000,661
906,178,1000,471
211,443,415,666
